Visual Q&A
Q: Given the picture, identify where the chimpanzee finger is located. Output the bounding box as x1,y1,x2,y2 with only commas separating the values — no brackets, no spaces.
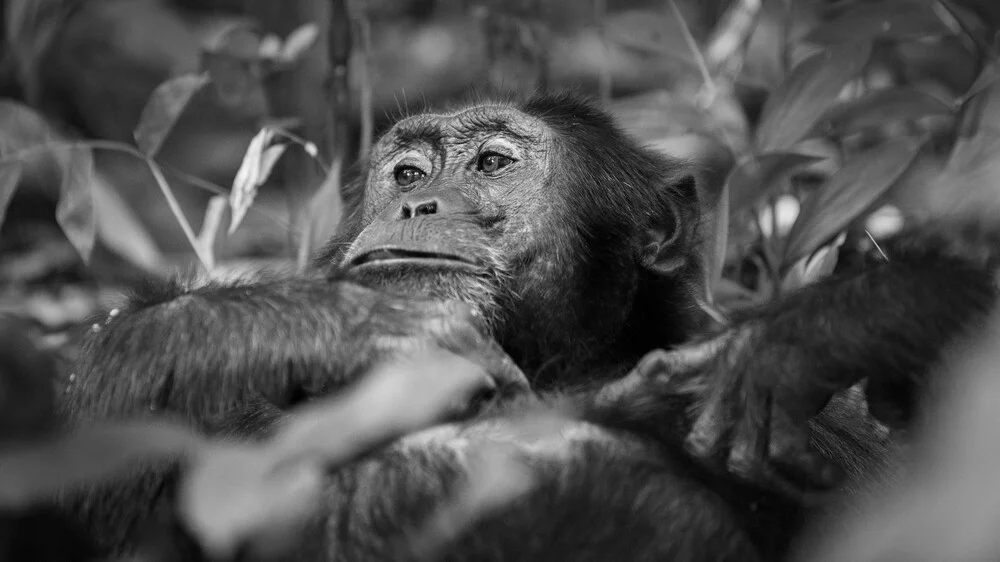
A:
767,407,842,490
724,391,771,482
684,395,733,461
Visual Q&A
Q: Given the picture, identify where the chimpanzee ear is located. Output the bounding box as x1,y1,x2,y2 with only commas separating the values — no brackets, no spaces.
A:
639,173,700,276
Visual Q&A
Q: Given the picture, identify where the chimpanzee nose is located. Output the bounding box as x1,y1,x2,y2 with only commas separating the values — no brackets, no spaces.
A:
400,198,438,219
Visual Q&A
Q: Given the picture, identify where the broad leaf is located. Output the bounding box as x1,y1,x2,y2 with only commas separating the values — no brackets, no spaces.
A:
0,100,53,151
133,73,210,158
92,171,166,275
783,136,923,267
0,160,24,236
806,0,950,45
811,86,954,138
728,152,825,212
755,42,872,152
303,159,346,261
54,147,96,263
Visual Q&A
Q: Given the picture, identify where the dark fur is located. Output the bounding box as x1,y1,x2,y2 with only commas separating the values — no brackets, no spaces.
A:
55,92,998,561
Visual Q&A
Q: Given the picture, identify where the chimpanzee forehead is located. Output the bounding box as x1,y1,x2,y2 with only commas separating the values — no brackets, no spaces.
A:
381,106,546,150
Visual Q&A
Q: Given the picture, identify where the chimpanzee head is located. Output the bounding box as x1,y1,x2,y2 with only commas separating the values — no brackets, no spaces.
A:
321,93,705,383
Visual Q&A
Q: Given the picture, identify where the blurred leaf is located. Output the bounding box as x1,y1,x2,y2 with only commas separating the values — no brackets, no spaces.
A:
92,171,166,274
784,137,922,267
812,86,954,138
604,10,699,74
181,347,498,560
705,179,729,303
931,82,1000,217
728,152,825,212
53,147,96,263
781,232,846,293
806,0,950,45
258,33,283,59
304,160,345,260
0,161,24,236
229,129,286,235
203,52,270,119
962,60,1000,101
756,42,872,152
0,100,54,151
280,23,320,62
133,73,210,158
0,421,204,509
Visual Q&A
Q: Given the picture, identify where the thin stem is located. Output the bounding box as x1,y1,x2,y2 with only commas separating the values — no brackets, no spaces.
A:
667,0,716,101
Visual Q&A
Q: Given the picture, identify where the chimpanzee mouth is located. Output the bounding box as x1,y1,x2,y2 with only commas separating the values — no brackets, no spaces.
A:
350,248,483,271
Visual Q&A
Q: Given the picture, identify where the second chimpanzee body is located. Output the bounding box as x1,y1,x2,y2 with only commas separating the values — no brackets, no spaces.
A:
60,93,997,561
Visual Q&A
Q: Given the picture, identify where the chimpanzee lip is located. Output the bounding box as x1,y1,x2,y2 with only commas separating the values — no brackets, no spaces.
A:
350,248,482,269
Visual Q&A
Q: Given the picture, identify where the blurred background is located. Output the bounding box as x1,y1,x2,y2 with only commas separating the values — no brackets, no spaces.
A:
1,0,999,352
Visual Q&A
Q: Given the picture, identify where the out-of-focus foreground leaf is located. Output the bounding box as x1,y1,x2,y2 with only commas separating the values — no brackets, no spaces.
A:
0,421,205,509
783,136,923,267
755,42,872,152
181,347,504,560
133,73,210,158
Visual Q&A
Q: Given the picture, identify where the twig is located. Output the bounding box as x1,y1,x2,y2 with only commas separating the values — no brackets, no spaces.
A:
354,9,374,164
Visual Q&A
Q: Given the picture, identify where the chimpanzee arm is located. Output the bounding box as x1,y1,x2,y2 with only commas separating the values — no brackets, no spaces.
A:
579,221,998,496
62,274,527,429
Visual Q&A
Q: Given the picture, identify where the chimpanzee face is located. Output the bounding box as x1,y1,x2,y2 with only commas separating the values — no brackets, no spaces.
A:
340,104,563,330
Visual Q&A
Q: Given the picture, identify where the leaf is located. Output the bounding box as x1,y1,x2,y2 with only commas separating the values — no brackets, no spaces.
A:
229,129,285,235
133,73,210,158
198,196,229,266
783,137,923,267
92,171,166,275
303,159,345,261
811,86,955,139
203,52,270,118
781,232,846,293
728,152,826,212
0,160,24,237
53,147,96,263
180,347,498,560
755,42,872,152
805,0,950,45
0,421,204,509
280,23,320,62
0,100,53,152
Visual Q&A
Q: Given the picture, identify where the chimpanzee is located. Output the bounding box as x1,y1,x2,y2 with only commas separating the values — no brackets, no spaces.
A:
59,92,997,561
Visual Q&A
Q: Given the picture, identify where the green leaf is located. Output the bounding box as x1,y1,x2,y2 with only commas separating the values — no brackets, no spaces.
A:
755,42,872,152
783,137,923,267
728,152,826,212
54,146,96,263
811,86,954,139
0,160,24,237
134,73,210,158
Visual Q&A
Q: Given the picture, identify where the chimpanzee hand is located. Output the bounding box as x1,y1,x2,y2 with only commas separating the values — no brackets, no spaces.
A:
599,331,846,500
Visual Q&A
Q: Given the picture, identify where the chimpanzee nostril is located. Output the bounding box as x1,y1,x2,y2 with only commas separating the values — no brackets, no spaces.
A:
401,200,438,219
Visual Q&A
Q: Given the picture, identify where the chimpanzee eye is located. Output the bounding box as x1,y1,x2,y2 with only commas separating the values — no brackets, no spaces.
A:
394,165,426,188
477,152,514,174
